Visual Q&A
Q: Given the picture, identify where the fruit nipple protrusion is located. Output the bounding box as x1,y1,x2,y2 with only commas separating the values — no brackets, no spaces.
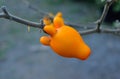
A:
53,12,64,28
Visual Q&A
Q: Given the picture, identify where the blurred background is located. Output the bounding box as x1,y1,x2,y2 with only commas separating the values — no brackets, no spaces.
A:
0,0,120,79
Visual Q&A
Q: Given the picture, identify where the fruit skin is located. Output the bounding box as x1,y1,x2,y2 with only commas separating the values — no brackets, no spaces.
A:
40,36,50,46
53,12,64,28
43,16,57,36
50,25,91,60
40,12,91,60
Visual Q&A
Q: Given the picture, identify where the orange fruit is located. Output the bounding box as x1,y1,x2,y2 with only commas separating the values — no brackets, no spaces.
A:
50,25,91,60
43,16,56,36
40,12,91,60
53,12,64,28
40,36,51,46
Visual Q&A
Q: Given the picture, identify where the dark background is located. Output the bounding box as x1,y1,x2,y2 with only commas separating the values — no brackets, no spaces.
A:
0,0,120,79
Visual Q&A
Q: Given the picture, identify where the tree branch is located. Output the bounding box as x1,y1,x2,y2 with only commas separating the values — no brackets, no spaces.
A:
0,6,44,29
0,0,119,35
95,0,116,31
80,28,97,35
80,0,118,35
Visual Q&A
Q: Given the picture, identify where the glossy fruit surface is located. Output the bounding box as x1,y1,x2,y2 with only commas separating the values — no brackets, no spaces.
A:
40,36,50,46
43,16,56,36
50,25,91,60
40,12,91,60
53,12,64,28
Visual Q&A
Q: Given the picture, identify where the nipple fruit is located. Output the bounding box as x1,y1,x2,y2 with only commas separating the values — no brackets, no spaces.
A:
40,12,91,60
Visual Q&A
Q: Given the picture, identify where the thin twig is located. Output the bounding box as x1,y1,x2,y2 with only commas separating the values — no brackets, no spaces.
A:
101,28,120,34
80,0,117,35
80,28,97,35
0,6,43,29
0,0,119,35
95,0,116,32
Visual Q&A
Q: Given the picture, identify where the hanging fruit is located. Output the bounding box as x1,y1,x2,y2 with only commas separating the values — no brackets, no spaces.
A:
40,12,91,60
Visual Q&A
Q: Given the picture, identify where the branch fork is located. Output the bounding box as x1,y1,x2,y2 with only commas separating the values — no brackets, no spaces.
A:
0,0,119,35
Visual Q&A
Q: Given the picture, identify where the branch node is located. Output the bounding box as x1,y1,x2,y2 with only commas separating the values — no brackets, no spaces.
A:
1,6,9,16
1,6,13,20
40,19,45,29
0,0,118,35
